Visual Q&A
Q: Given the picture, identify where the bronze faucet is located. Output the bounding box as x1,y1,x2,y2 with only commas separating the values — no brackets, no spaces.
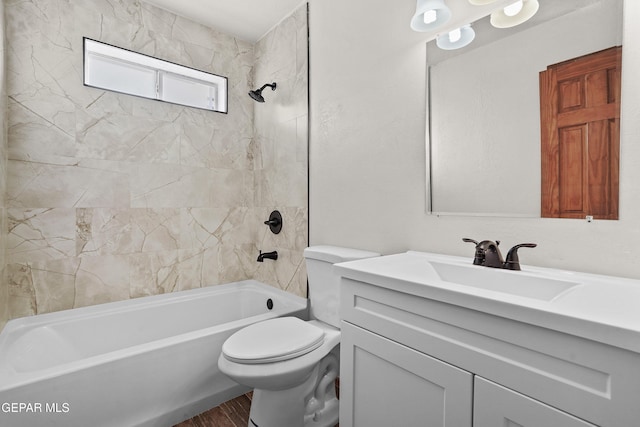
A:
463,238,537,271
257,250,278,262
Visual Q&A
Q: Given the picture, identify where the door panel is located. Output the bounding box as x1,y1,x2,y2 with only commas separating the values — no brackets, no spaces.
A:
541,46,621,219
474,377,597,427
339,322,473,427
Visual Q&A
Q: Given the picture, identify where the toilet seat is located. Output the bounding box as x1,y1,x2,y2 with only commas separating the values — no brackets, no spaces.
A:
222,317,325,364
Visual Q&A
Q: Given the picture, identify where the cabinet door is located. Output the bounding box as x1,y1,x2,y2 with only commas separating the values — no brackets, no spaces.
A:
340,322,473,427
474,377,597,427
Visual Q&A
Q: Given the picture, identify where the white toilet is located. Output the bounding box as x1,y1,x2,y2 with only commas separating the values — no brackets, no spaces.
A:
218,245,379,427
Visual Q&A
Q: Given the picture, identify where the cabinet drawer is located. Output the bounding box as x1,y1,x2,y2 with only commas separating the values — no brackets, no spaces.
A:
341,278,640,427
474,377,597,427
340,322,473,427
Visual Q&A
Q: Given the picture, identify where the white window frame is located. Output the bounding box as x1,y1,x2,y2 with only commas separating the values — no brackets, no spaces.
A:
83,38,228,113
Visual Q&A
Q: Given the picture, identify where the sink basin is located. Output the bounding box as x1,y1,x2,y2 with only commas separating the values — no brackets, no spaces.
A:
335,250,640,354
429,261,579,301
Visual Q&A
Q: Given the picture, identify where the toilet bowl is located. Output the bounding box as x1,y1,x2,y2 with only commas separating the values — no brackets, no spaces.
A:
218,245,379,427
218,319,341,427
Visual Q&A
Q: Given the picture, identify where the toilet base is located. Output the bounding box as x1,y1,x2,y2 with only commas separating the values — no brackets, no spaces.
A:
247,352,339,427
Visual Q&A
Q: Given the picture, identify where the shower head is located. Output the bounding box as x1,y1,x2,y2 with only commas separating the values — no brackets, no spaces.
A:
249,90,265,102
248,82,277,103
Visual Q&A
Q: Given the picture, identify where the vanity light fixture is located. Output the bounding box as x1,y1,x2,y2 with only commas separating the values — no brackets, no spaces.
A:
436,24,475,50
411,0,452,32
490,0,539,28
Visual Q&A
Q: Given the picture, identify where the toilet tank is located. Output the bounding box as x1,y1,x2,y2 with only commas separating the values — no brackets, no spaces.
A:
304,246,380,328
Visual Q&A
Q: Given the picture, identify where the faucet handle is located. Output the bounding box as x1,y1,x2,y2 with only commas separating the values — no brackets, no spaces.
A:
504,243,537,271
263,210,282,234
463,238,485,265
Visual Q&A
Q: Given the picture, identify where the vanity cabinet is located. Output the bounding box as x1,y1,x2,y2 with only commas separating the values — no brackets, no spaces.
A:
474,377,596,427
338,276,640,427
340,322,472,426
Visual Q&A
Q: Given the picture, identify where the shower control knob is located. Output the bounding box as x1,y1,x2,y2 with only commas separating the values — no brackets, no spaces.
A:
264,210,282,234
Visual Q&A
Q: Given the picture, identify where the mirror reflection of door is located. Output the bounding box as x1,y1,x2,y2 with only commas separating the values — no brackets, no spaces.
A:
540,46,621,220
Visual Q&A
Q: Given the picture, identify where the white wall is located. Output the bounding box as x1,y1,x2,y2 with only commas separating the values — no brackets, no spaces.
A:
309,0,640,279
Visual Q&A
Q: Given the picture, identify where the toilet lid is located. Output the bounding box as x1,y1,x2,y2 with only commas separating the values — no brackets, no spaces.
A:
222,317,325,364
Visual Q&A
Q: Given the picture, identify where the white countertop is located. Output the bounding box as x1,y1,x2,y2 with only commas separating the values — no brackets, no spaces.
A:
335,251,640,354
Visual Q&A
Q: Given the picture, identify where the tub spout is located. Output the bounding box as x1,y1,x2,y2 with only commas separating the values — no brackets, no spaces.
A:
257,250,278,262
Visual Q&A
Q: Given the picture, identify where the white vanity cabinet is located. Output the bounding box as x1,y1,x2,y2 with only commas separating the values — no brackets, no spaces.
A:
340,321,473,426
474,377,596,427
337,259,640,427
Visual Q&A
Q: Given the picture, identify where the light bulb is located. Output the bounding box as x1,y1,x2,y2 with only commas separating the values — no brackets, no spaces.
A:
423,9,437,24
448,28,462,43
504,0,524,17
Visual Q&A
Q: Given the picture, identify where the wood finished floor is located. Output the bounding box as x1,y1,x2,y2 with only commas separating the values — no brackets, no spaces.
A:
175,380,339,427
173,392,253,427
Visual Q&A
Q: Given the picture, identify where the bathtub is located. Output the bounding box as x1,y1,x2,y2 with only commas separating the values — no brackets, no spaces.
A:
0,280,308,427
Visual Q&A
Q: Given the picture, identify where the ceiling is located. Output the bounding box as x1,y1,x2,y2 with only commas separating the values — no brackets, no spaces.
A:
143,0,306,43
142,0,587,45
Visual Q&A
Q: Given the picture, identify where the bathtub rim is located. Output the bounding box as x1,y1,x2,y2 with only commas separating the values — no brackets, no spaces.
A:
2,279,305,333
0,280,308,391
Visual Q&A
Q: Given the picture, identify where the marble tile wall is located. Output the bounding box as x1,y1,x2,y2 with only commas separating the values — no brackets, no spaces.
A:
3,0,309,321
252,4,309,298
0,0,7,330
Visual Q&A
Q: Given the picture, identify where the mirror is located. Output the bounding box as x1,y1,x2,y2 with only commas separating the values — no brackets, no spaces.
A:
426,0,623,217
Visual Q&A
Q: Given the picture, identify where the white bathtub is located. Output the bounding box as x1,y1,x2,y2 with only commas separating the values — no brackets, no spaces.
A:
0,280,308,427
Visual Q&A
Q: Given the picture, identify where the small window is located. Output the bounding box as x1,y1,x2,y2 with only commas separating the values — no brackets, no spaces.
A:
160,72,218,110
83,38,228,113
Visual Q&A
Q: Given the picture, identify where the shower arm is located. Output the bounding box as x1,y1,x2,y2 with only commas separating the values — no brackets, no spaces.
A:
258,83,276,92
